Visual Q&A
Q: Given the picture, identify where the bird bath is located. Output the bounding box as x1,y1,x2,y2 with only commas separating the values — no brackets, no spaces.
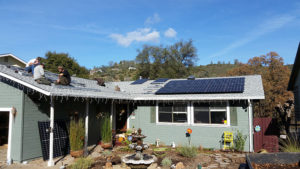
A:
121,128,157,169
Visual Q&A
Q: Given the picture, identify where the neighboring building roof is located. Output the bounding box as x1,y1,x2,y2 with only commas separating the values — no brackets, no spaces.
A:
0,63,265,101
288,43,300,91
0,53,27,67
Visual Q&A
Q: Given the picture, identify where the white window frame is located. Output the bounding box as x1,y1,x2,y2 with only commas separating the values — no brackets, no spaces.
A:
191,101,230,127
156,102,190,125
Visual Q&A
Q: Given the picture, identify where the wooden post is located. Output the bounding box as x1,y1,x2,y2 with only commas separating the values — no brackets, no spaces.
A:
248,99,253,152
48,96,54,167
84,98,89,156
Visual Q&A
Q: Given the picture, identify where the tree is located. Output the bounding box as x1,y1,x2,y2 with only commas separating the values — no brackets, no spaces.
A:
135,40,198,79
227,52,293,117
42,51,89,78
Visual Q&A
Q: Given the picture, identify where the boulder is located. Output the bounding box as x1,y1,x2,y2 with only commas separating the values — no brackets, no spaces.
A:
175,162,185,169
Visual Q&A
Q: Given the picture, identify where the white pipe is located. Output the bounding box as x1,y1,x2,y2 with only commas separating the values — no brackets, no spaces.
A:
7,108,13,165
48,96,54,167
248,99,253,152
127,104,130,129
84,99,89,156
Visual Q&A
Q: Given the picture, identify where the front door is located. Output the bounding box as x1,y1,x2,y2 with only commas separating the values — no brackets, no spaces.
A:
115,104,128,133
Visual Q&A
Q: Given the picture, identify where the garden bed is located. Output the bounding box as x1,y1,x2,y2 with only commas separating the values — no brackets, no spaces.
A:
246,153,300,169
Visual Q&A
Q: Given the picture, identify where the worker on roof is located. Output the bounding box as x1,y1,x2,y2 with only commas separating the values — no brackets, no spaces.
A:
25,57,41,74
55,66,71,85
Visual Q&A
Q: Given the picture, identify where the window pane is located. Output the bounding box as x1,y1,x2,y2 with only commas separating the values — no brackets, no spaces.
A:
159,113,172,122
173,113,187,123
173,103,187,112
211,111,226,124
194,104,209,123
158,103,172,122
159,103,172,113
210,102,226,110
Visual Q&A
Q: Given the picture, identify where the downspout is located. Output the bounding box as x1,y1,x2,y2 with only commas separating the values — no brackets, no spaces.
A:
84,98,89,156
48,96,55,167
248,99,253,152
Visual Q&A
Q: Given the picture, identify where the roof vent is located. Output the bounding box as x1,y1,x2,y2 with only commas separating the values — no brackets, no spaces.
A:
187,75,195,80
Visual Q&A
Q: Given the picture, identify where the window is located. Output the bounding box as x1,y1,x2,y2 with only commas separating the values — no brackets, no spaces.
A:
193,102,227,125
4,57,8,62
158,102,187,123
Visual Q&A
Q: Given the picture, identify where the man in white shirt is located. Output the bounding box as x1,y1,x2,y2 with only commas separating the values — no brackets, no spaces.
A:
25,57,41,74
34,64,51,85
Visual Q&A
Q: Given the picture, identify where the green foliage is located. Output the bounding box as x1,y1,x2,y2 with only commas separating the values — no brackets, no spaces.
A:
176,145,198,158
69,157,93,169
101,113,112,143
233,130,247,151
161,157,172,167
135,40,197,79
280,134,300,152
42,51,89,78
69,118,85,151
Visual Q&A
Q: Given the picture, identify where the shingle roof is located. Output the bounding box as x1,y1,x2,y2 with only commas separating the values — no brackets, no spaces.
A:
0,64,265,101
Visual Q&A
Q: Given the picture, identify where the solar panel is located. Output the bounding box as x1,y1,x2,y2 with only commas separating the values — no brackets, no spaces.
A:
151,78,169,84
155,77,245,94
38,120,70,161
131,79,148,85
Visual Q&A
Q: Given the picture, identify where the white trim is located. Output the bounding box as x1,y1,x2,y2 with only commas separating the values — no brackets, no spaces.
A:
226,101,230,126
0,72,51,96
248,99,254,152
84,99,89,156
0,108,13,165
127,104,130,129
0,54,27,66
48,96,54,167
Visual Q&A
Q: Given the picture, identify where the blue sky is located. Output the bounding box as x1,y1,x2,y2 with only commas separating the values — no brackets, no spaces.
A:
0,0,299,69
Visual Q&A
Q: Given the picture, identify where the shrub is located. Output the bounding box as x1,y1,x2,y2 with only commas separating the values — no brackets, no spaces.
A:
69,157,93,169
69,118,85,151
176,145,198,158
101,113,112,143
280,134,300,152
234,130,247,152
161,157,172,167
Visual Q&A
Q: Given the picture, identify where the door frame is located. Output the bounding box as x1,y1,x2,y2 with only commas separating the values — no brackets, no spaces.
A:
0,108,13,165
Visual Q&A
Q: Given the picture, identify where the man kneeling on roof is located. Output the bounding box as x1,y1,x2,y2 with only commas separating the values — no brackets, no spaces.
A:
55,66,71,85
33,63,51,85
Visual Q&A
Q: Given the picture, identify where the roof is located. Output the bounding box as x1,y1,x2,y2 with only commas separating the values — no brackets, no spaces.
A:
107,75,265,101
0,63,265,101
0,53,27,66
288,42,300,91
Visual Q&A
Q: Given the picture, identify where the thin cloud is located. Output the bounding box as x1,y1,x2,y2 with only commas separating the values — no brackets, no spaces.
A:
164,28,177,38
51,24,109,35
145,13,161,25
210,14,296,57
110,28,160,47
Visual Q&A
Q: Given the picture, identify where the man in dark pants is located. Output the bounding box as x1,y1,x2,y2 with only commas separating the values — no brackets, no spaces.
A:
55,66,71,85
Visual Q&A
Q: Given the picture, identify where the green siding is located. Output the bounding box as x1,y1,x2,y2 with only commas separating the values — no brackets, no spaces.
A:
0,82,24,162
21,95,107,161
129,102,251,151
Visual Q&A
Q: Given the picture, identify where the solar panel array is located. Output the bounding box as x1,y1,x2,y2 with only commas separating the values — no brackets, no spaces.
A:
151,78,169,84
131,79,148,85
155,77,245,94
38,121,70,161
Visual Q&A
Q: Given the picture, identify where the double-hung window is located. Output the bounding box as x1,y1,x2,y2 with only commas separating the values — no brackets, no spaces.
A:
158,102,188,123
193,102,228,125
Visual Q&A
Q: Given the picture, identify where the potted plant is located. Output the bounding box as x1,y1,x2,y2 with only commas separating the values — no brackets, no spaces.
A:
100,113,112,149
69,118,85,157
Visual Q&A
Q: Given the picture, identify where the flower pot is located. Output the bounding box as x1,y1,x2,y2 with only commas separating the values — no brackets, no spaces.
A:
101,142,112,149
70,149,84,158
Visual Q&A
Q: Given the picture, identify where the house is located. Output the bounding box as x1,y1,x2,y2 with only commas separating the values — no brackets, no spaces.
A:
0,54,27,68
0,62,264,166
288,43,300,121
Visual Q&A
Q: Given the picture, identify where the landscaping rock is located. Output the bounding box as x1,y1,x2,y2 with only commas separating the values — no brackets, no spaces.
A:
147,163,157,169
95,145,104,153
175,162,185,169
90,151,101,158
104,162,113,169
